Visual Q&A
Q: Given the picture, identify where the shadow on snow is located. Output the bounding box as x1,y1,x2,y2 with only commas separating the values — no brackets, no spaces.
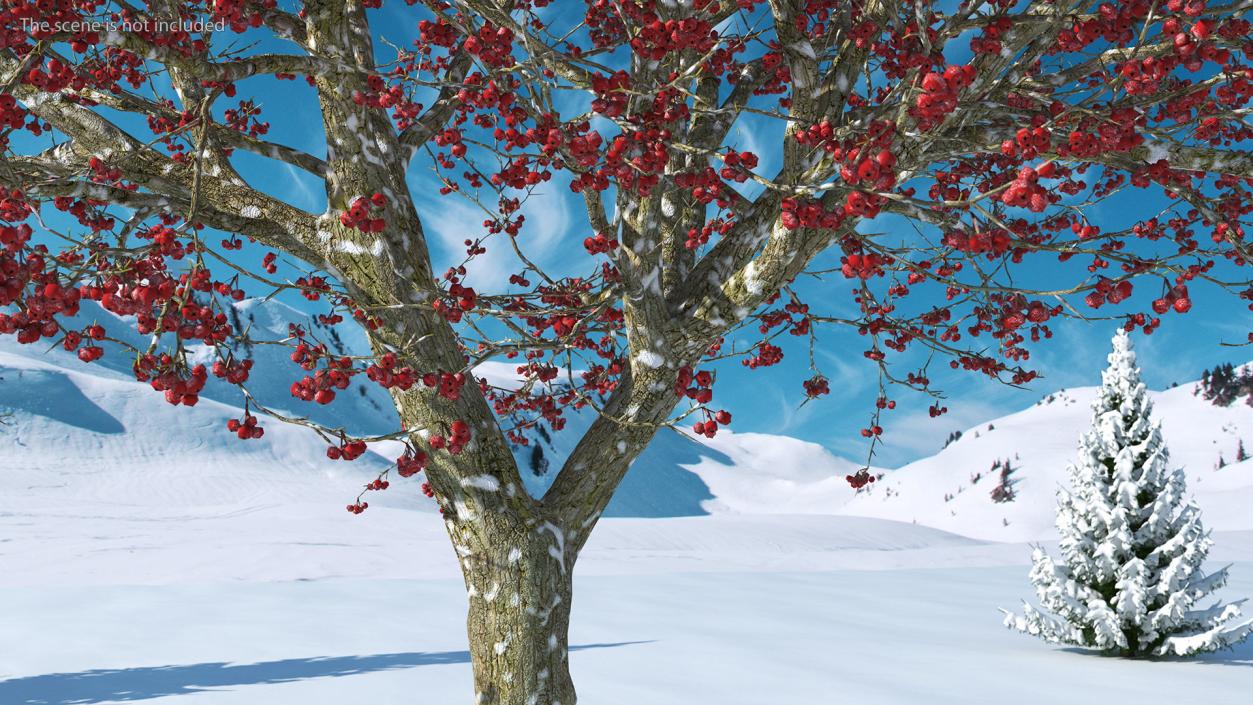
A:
1055,636,1253,667
0,642,651,704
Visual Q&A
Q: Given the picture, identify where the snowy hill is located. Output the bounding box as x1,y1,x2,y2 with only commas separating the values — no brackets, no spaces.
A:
0,297,871,521
841,381,1253,541
672,429,867,514
0,309,739,524
0,332,961,586
2,297,1250,541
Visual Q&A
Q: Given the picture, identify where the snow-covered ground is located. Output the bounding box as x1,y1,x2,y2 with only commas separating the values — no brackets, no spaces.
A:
4,560,1253,705
2,301,1252,703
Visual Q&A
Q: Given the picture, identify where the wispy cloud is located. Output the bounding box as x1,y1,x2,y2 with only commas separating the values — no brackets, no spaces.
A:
874,398,1016,467
416,183,577,292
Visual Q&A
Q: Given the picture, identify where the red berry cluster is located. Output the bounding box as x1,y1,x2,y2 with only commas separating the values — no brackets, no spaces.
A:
1084,279,1134,309
210,0,271,33
780,197,846,231
76,344,104,363
1152,283,1192,314
339,194,388,232
842,148,897,190
434,127,468,159
971,17,1014,55
421,370,468,401
134,357,207,406
223,99,269,137
226,414,264,439
692,409,731,438
912,65,976,132
583,232,619,255
673,167,725,205
462,23,516,69
743,342,784,369
366,352,418,390
352,73,416,115
685,218,734,250
429,419,472,455
841,253,888,279
1000,126,1052,160
803,375,830,398
846,469,877,489
328,440,368,461
1000,166,1054,213
629,16,716,60
433,282,477,323
943,228,1011,258
674,366,714,403
396,451,429,478
0,94,26,132
590,70,630,117
720,150,758,183
289,344,355,405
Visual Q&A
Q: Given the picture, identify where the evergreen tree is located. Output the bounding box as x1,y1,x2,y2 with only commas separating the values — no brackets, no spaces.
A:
990,459,1018,503
1197,362,1253,407
1237,439,1248,464
943,430,963,449
528,444,550,477
1004,330,1253,657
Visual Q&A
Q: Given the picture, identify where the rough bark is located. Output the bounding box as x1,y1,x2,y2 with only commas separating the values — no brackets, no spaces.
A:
456,513,577,705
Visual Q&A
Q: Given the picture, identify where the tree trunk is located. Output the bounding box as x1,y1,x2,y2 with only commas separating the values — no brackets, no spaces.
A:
456,516,577,705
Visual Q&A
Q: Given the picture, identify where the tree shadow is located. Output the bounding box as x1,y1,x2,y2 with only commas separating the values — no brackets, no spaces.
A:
1056,636,1253,667
1191,636,1253,667
0,642,650,704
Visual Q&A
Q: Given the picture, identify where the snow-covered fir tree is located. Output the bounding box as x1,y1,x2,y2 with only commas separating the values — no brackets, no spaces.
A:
1004,330,1253,657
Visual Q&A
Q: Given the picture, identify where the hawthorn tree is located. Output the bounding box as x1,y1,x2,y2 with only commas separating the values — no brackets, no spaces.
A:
1,0,1251,703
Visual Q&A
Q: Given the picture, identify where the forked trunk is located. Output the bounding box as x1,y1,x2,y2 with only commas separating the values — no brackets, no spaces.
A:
456,517,577,705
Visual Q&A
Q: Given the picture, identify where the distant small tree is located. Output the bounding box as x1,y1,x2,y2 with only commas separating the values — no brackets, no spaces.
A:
528,443,549,477
1197,363,1253,407
1238,439,1249,464
1004,331,1253,657
943,430,963,449
989,459,1017,503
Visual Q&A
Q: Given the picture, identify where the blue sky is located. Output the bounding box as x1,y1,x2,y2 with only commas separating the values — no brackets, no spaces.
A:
20,4,1252,468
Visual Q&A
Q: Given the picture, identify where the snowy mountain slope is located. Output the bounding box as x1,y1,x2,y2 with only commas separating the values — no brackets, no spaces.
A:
0,349,406,510
0,344,1008,587
0,298,402,436
0,332,730,522
840,381,1253,541
0,298,816,519
3,296,1250,543
674,429,866,514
